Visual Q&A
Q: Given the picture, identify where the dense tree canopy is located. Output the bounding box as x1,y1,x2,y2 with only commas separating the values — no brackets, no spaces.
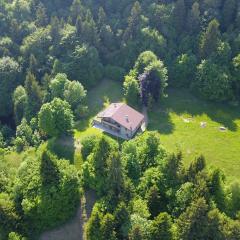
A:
0,0,240,239
38,98,74,137
0,57,21,118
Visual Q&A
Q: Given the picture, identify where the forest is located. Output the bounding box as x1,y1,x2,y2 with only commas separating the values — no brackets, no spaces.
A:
0,0,240,239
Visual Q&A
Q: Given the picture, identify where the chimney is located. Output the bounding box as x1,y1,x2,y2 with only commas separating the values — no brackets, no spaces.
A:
114,103,117,108
125,115,129,122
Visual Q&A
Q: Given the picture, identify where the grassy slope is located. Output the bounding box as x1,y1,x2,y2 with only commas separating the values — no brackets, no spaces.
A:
5,80,240,182
46,80,124,169
149,89,240,182
83,82,240,182
74,79,124,140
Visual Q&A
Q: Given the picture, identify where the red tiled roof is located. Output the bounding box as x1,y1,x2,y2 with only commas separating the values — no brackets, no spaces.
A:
98,103,145,131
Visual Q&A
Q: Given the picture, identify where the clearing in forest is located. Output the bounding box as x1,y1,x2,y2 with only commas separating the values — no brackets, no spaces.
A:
81,81,240,182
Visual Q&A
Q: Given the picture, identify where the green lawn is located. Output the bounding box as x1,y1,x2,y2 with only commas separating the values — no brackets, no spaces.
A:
74,79,124,141
148,89,240,182
42,80,123,169
5,80,240,182
75,81,240,182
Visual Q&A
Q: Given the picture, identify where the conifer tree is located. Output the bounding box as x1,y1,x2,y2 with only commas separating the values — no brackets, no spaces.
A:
13,86,27,124
70,0,84,23
35,3,48,27
222,0,237,31
50,16,61,43
200,19,220,59
123,1,142,41
40,150,60,186
176,198,209,239
28,54,38,76
187,2,200,33
150,212,173,240
24,72,42,120
75,15,83,37
172,0,186,34
98,7,107,28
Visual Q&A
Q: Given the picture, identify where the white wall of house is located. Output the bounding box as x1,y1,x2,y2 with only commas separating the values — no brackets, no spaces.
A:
99,116,145,139
120,126,132,138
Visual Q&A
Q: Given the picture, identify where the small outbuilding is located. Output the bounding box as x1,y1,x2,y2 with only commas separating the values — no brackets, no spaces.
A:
93,103,146,139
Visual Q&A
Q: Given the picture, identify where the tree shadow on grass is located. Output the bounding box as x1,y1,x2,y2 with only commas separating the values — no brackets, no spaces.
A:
147,88,240,134
75,119,91,132
148,107,175,135
165,89,240,132
47,134,76,164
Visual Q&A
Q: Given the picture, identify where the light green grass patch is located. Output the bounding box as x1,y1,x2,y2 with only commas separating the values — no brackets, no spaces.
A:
148,89,240,182
4,147,36,169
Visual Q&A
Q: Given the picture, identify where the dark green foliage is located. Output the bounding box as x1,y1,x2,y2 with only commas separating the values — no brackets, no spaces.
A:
232,54,240,98
199,19,221,59
172,0,186,34
13,86,27,125
176,198,209,240
0,193,20,236
123,1,142,42
80,10,99,46
81,134,100,160
82,135,119,195
20,27,51,66
38,98,74,137
1,0,240,239
228,182,240,216
14,149,80,236
150,212,173,240
127,51,168,107
35,3,48,27
62,44,103,88
24,72,42,120
173,182,195,216
208,169,226,211
187,155,206,181
40,150,60,186
114,202,130,239
146,185,162,218
171,53,197,88
222,0,237,31
100,213,117,240
49,73,68,99
186,2,200,34
104,65,125,82
15,118,32,150
0,57,20,118
208,208,240,239
121,140,141,183
86,205,126,240
107,152,124,199
123,75,140,107
0,132,5,149
0,158,15,194
86,204,103,240
162,152,183,190
193,60,233,101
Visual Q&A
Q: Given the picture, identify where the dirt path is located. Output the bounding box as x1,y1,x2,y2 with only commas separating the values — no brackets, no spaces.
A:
39,190,96,240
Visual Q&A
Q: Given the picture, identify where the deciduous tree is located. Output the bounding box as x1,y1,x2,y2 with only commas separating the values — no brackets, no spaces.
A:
38,98,73,137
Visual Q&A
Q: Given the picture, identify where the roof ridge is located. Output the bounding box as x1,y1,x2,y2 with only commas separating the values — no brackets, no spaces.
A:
111,103,125,117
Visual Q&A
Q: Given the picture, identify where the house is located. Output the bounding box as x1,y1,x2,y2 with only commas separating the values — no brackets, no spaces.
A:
93,103,146,140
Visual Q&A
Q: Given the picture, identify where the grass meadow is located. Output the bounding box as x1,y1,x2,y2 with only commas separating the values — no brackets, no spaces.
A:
4,79,240,239
5,80,240,182
74,80,240,182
